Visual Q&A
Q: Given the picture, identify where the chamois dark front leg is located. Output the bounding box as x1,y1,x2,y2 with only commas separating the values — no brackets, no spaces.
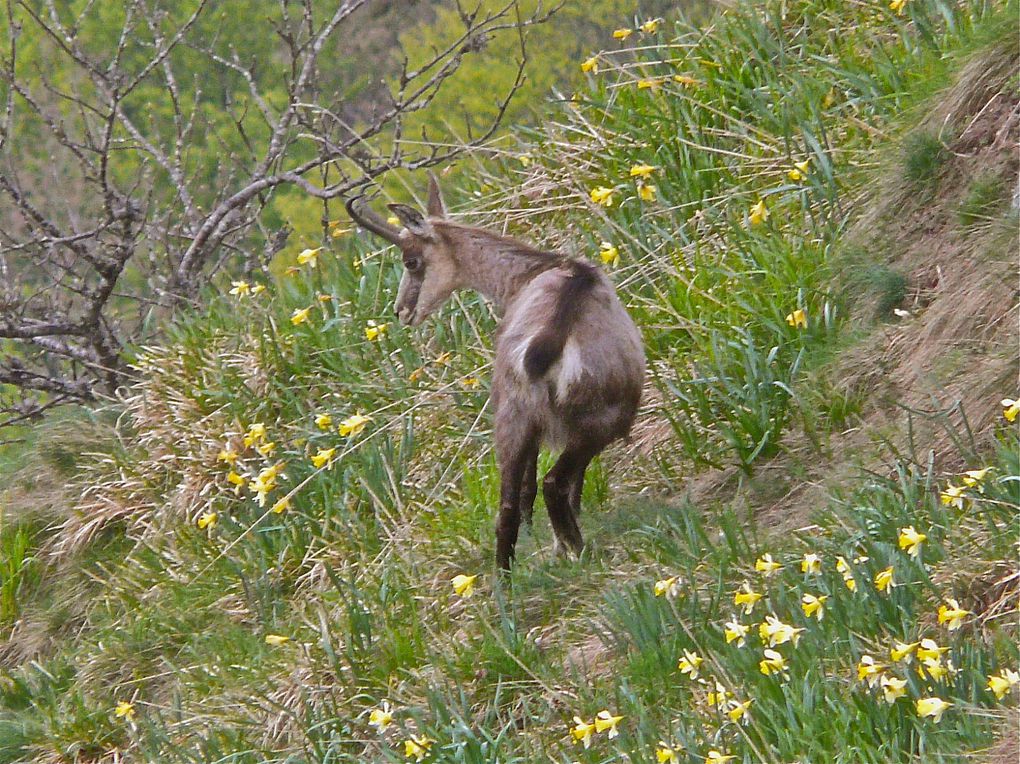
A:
543,445,598,557
520,447,539,527
495,414,539,571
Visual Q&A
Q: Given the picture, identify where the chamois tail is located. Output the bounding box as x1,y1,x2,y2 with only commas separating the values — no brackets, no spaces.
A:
523,261,598,380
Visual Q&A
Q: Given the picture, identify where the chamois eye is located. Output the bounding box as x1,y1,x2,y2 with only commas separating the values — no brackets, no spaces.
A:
403,256,423,272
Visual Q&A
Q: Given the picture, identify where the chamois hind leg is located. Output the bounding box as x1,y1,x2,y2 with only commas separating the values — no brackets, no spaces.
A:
543,445,598,557
520,447,539,527
495,416,539,571
567,452,597,519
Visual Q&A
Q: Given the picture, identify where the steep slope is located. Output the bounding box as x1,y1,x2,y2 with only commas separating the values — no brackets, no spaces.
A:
0,2,1016,763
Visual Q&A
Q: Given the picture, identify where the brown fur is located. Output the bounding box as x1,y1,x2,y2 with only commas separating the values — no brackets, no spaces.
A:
348,175,645,570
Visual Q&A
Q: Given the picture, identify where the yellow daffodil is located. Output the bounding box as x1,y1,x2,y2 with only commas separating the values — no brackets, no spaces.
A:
256,441,276,458
290,307,312,326
641,18,661,33
758,615,804,647
365,320,389,341
890,641,920,662
836,557,858,591
251,284,266,296
249,477,274,506
581,55,599,74
1002,398,1020,422
875,566,896,592
723,619,749,647
217,448,239,465
317,294,333,303
368,701,393,732
786,309,808,329
571,716,596,748
404,735,434,762
755,553,782,576
940,484,965,509
678,650,703,679
226,471,246,494
435,351,453,365
590,186,615,207
229,280,251,297
787,159,811,181
408,367,424,383
638,183,657,202
654,576,680,598
673,74,700,86
881,675,908,703
460,376,480,388
749,198,769,225
988,668,1020,700
961,467,992,489
452,573,477,598
706,752,735,764
656,744,679,764
114,700,135,720
918,660,950,681
310,447,336,469
197,511,218,530
270,496,290,514
330,226,352,239
727,698,753,723
284,265,300,277
801,553,821,575
706,681,731,707
916,696,951,722
612,28,633,40
916,638,949,664
630,163,657,179
734,582,763,615
265,634,290,646
637,78,662,90
594,709,623,738
315,413,333,431
857,655,886,687
759,649,787,676
243,422,267,447
937,598,971,631
801,593,828,621
898,526,926,558
386,214,401,227
296,247,322,267
889,0,909,14
339,413,372,437
600,242,620,267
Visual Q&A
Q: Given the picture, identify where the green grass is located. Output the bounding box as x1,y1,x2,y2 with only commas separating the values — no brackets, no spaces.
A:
958,172,1009,226
903,131,950,187
0,0,1017,762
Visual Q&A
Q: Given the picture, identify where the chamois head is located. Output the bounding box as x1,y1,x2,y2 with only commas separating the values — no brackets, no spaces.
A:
346,174,459,326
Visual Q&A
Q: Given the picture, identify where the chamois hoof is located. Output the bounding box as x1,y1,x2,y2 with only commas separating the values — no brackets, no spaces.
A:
552,535,584,559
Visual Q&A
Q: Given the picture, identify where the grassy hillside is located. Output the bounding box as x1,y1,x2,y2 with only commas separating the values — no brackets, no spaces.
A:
0,0,1017,762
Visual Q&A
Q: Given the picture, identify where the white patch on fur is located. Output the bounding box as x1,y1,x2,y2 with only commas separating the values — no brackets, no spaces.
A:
509,336,531,380
553,338,583,403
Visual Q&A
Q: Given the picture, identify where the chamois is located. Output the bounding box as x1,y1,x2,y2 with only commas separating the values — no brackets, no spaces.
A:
346,175,645,570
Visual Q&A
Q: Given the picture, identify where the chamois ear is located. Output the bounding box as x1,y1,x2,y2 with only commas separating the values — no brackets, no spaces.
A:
426,171,446,218
387,203,430,236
